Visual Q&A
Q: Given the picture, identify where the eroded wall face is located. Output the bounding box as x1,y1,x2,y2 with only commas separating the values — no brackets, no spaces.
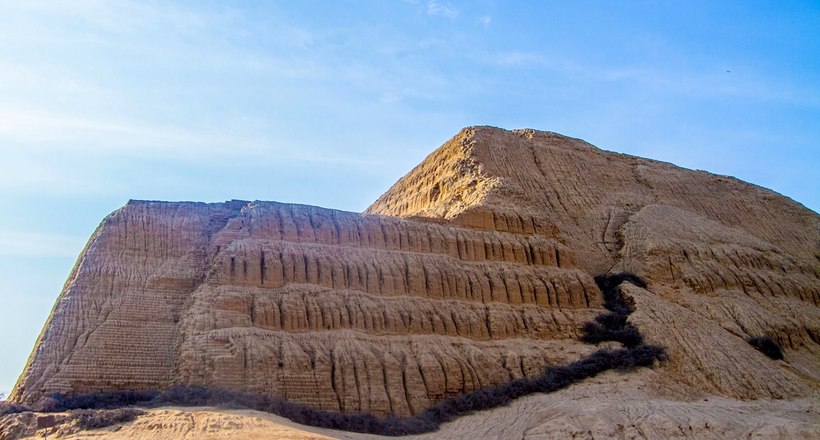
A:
12,200,603,416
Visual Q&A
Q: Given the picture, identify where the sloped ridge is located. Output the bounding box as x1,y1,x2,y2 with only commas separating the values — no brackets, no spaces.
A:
627,283,815,399
617,205,820,395
366,127,498,221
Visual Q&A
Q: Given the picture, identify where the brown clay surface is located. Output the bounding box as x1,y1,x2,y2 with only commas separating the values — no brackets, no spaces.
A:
7,126,819,438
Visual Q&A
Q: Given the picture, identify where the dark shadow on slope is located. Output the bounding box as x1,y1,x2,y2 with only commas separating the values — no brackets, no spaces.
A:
0,401,30,417
11,272,666,436
747,336,784,360
69,408,145,430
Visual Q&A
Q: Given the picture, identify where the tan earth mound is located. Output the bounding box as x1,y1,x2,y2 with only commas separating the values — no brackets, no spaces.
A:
6,126,819,438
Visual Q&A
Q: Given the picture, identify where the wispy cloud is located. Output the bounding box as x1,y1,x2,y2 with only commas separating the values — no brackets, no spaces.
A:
0,230,86,258
426,1,458,19
0,109,268,159
478,16,492,27
0,0,450,178
483,51,818,106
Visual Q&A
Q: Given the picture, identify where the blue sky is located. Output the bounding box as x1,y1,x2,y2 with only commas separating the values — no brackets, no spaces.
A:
0,0,818,396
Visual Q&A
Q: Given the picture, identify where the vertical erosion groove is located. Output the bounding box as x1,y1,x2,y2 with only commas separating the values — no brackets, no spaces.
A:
260,251,266,285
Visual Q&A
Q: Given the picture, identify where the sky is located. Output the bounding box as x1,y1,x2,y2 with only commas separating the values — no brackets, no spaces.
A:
0,0,818,397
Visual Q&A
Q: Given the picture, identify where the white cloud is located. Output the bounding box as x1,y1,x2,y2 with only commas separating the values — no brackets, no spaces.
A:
426,1,458,19
479,15,492,27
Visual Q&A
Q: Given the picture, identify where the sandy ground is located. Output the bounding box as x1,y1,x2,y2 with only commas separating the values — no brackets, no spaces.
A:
6,369,817,440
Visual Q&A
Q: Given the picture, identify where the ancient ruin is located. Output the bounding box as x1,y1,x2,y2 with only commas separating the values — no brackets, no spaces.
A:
9,127,818,427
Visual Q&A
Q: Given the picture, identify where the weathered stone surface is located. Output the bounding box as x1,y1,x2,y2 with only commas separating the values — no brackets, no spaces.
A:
10,126,819,421
11,198,601,416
